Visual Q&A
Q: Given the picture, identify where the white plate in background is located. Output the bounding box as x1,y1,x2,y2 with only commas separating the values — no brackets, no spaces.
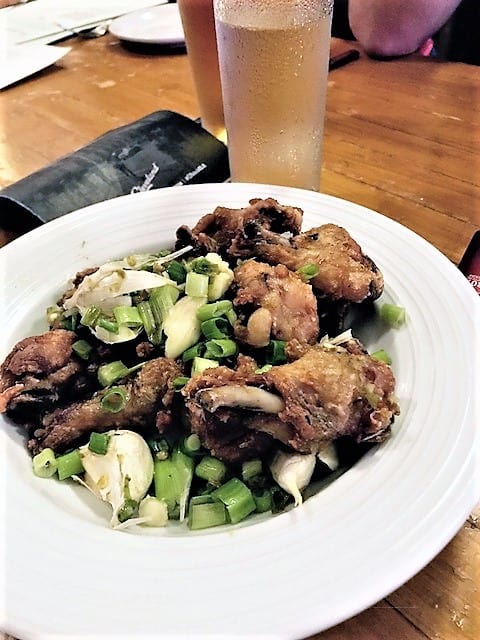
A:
1,183,479,639
108,3,184,45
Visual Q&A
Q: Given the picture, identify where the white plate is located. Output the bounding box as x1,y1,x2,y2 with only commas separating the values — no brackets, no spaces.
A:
1,183,479,640
108,3,184,45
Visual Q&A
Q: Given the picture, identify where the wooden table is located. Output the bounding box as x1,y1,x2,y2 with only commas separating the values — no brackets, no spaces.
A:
1,34,479,640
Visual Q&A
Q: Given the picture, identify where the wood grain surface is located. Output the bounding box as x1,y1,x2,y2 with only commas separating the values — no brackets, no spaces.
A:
0,34,479,640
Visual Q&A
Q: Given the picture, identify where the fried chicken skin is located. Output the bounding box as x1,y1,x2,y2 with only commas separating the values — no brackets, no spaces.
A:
232,260,319,347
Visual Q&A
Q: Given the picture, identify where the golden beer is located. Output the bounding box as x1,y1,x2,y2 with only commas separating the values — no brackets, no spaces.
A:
178,0,226,141
214,0,333,189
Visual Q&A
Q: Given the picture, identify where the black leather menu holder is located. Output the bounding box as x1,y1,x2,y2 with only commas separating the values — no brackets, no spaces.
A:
0,110,230,232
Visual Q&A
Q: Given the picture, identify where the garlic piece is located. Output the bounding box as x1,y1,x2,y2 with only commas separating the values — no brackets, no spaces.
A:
270,450,316,507
79,430,154,528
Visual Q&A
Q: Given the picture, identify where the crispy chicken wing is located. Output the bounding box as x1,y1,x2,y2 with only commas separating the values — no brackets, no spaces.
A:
232,260,319,347
27,357,182,455
254,223,384,303
0,329,94,418
175,197,303,260
182,339,399,463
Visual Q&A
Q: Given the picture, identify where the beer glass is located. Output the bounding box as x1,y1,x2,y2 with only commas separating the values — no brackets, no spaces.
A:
178,0,226,142
213,0,333,190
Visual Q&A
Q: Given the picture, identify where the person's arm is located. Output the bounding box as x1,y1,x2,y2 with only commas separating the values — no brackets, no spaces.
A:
348,0,462,57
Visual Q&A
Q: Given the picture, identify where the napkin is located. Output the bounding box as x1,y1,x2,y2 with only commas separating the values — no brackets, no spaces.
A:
0,110,230,232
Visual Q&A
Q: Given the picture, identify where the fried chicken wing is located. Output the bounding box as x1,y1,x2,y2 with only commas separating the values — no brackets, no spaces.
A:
232,260,319,347
175,197,303,260
0,329,94,418
182,339,399,463
254,223,384,302
27,357,182,455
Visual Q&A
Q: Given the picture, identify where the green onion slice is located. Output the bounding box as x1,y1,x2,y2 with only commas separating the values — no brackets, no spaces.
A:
57,449,84,480
88,431,111,455
185,272,209,298
371,349,393,365
137,300,160,345
266,340,287,365
72,339,92,361
296,263,319,280
196,300,233,322
201,317,230,340
173,376,190,390
32,448,58,478
379,303,406,328
204,339,238,360
190,257,219,276
166,260,187,284
113,305,143,327
211,478,256,524
100,386,129,413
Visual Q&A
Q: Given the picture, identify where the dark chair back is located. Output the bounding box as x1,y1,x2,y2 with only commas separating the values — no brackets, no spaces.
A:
434,0,480,65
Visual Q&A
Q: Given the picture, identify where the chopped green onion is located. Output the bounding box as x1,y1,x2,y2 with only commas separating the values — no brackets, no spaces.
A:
173,376,190,390
57,449,84,480
154,449,194,519
371,349,393,365
32,448,57,478
201,317,230,340
149,285,180,329
266,340,287,365
113,305,143,327
148,437,170,461
182,342,204,362
80,305,102,327
117,499,139,523
97,361,129,387
46,305,62,326
61,313,78,331
137,300,160,344
190,257,219,276
100,386,129,413
196,300,233,322
185,272,209,297
296,263,319,281
98,361,145,388
97,317,119,334
72,339,92,361
191,357,220,376
188,501,227,530
204,339,238,360
379,303,406,328
195,456,227,486
180,434,202,456
270,485,293,513
212,478,256,524
253,489,273,513
166,260,187,284
255,364,273,374
88,432,110,455
241,459,263,485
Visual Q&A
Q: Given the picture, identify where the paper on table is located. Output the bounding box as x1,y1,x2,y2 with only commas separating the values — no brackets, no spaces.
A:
0,43,71,90
2,0,166,46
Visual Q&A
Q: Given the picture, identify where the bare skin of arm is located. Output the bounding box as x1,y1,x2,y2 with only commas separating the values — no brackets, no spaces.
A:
348,0,462,57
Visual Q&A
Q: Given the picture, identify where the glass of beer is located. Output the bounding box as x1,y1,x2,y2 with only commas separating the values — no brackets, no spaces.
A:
177,0,226,142
213,0,333,190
